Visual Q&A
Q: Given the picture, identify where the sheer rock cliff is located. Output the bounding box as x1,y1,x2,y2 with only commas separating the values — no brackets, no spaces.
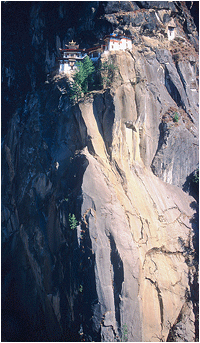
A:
2,2,199,342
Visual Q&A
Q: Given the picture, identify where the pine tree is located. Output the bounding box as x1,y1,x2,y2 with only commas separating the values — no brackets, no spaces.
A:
82,55,95,91
69,81,82,101
72,56,95,97
68,213,78,230
73,62,86,89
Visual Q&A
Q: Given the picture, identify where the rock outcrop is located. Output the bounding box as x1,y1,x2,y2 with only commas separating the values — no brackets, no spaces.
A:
2,2,199,342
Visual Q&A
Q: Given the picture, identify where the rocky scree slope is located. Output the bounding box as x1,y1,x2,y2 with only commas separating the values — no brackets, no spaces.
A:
1,1,199,342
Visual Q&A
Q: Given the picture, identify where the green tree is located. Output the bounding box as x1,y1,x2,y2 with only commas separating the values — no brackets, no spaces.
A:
82,55,95,91
122,324,128,342
73,62,86,91
173,112,179,122
72,56,95,98
79,284,83,293
98,59,119,88
69,213,78,230
193,168,199,184
69,80,82,102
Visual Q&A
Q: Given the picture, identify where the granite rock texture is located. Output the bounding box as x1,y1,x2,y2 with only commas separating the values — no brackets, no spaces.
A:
2,1,199,342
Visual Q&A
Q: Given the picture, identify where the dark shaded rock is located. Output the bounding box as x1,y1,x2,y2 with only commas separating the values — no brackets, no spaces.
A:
183,169,199,202
104,1,139,14
156,49,190,111
163,12,171,24
130,11,145,26
151,121,199,188
186,1,199,32
1,2,199,342
138,1,177,11
141,11,161,35
142,21,158,36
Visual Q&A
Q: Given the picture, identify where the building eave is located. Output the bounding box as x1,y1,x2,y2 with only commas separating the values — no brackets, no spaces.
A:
59,48,85,52
104,34,133,41
86,46,103,53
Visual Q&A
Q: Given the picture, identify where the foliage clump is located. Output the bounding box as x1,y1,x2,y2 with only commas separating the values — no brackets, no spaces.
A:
193,168,199,184
69,56,95,102
173,112,179,122
79,284,83,293
69,57,119,102
69,213,78,230
99,59,119,88
122,323,128,342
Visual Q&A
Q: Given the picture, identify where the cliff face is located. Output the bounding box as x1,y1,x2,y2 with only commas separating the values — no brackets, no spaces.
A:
2,2,199,342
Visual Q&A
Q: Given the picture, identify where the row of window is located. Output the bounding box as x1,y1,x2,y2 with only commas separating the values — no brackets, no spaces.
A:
111,43,130,49
63,53,82,58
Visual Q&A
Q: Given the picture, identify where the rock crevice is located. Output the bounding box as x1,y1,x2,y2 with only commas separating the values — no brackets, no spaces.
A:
2,1,199,342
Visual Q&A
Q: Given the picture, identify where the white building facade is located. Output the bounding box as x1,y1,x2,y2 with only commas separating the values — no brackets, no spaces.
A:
58,40,87,74
104,35,133,52
166,19,176,41
59,52,87,74
58,35,133,74
167,26,175,40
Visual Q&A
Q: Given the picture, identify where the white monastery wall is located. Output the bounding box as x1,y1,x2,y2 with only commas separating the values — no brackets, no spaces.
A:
167,28,175,40
107,38,132,51
59,36,133,74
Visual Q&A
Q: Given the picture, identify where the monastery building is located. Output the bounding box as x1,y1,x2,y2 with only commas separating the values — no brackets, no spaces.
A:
58,40,87,73
58,34,134,74
58,29,176,74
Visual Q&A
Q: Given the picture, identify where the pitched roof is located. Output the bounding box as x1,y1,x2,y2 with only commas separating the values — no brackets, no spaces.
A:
59,48,85,52
104,34,133,41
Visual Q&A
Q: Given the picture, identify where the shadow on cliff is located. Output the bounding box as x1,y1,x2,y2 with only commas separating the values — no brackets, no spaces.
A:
109,233,124,330
151,122,170,175
51,152,101,341
2,150,101,342
189,200,199,342
93,90,115,159
167,199,199,342
182,170,199,202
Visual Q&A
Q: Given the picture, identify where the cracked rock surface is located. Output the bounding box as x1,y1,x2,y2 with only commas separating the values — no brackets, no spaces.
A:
2,1,199,342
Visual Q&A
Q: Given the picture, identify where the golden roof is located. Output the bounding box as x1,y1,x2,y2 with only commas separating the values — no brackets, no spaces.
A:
69,40,76,45
65,39,79,49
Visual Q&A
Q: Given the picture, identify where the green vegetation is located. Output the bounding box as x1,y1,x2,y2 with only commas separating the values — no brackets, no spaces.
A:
173,112,179,122
69,56,95,101
99,60,119,88
122,323,128,342
69,57,119,102
68,213,78,230
79,284,83,293
193,168,199,184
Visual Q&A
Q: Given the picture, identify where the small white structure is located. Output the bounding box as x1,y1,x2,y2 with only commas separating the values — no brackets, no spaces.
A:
104,34,133,52
167,19,176,40
168,26,175,40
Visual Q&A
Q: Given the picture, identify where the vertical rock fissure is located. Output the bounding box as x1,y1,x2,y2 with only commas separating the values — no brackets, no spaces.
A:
145,277,164,330
175,62,187,94
164,66,183,109
2,2,199,341
151,121,170,161
101,91,115,159
166,300,188,342
78,216,101,342
175,62,195,117
109,234,124,330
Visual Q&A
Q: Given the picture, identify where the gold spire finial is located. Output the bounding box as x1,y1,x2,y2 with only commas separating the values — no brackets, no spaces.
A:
65,40,79,49
69,39,76,45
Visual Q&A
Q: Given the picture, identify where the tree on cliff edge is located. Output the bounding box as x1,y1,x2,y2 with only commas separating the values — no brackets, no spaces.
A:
72,56,95,98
